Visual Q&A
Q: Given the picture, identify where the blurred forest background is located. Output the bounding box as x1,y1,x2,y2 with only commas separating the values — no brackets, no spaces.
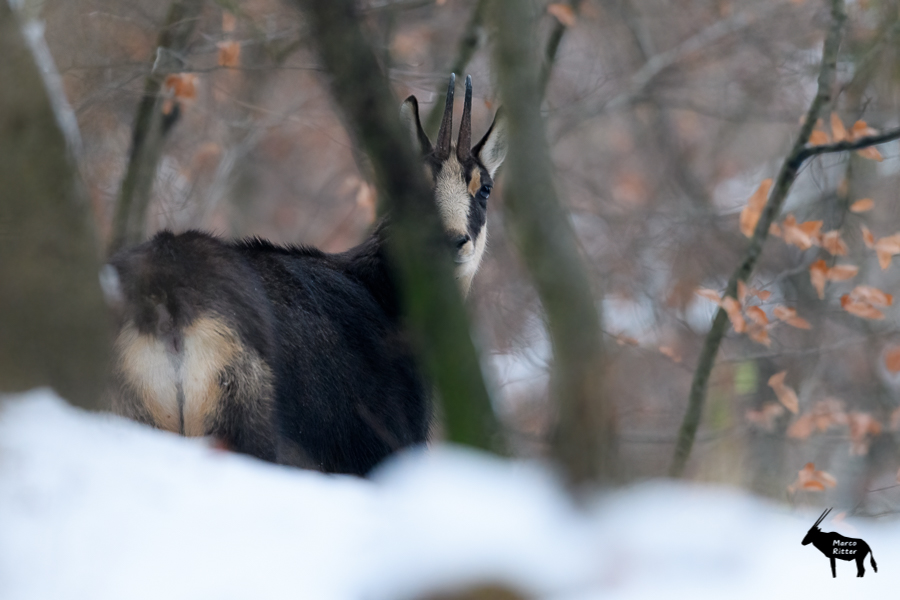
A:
14,0,900,512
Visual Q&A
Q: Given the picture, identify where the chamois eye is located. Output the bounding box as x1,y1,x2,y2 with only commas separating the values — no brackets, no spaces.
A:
476,184,492,201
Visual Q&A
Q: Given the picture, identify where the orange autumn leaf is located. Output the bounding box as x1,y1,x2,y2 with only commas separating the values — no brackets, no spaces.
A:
740,179,772,237
737,280,748,303
850,120,878,140
787,413,816,439
770,222,782,237
217,41,241,67
822,230,848,255
781,214,822,250
850,198,875,213
811,397,848,431
749,287,772,301
830,112,849,142
163,73,198,101
883,345,900,374
222,11,237,32
809,259,828,299
874,233,900,269
772,305,811,329
659,346,682,363
721,296,746,333
789,462,837,493
841,294,885,320
808,129,830,146
745,402,785,431
768,370,799,414
826,264,858,281
850,285,893,307
848,412,882,456
857,146,883,162
547,3,577,26
745,306,769,326
696,288,722,303
861,225,875,249
747,323,772,347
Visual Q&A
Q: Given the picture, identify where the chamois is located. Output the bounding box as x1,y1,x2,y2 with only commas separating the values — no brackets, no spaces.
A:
801,508,877,578
105,74,507,475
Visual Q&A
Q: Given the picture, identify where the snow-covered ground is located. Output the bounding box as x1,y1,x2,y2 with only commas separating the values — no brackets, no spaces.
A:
1,390,897,600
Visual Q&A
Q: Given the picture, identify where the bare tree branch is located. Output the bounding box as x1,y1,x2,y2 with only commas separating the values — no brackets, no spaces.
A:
538,0,583,97
294,0,500,451
108,0,203,254
669,0,849,478
490,0,616,486
424,0,489,135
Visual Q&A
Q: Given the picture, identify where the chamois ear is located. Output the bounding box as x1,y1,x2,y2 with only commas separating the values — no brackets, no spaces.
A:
399,96,433,156
473,108,508,178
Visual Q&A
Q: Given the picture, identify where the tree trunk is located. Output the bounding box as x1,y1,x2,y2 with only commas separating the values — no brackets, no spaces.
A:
0,2,109,410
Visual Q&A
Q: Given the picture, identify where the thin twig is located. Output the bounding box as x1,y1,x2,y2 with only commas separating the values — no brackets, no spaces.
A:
108,0,203,254
669,0,849,478
424,0,488,135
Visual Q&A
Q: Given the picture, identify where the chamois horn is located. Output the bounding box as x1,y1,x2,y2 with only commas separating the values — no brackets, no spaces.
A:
435,73,456,159
457,74,473,160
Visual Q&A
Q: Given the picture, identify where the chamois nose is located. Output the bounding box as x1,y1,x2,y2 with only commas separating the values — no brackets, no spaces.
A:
453,234,471,251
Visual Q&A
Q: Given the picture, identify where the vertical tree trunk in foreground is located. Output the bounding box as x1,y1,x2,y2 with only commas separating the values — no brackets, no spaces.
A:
0,2,109,409
490,0,616,486
296,0,499,451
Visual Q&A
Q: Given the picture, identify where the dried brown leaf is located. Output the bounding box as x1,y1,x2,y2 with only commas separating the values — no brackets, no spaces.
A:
848,412,882,456
808,129,830,146
217,41,241,67
862,225,875,249
659,345,682,363
850,198,875,213
696,288,722,304
830,112,849,142
768,370,799,414
857,146,883,162
884,346,900,374
746,323,772,347
745,306,769,326
721,296,746,333
163,73,198,101
826,264,858,281
822,231,848,255
850,285,893,307
841,295,885,320
789,462,837,493
746,402,785,431
740,179,772,238
222,11,237,32
547,3,577,26
850,120,878,140
809,259,828,300
787,413,815,439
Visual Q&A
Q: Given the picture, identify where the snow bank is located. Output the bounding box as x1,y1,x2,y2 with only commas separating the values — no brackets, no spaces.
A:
0,389,897,599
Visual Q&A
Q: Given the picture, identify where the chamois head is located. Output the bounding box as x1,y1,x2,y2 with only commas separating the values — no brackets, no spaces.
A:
802,508,831,545
400,74,508,295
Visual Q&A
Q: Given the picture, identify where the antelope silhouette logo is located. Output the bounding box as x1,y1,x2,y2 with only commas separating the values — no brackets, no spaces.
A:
802,508,877,578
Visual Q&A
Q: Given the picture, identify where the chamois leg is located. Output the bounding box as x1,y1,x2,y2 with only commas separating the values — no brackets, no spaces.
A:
856,553,866,577
830,556,836,578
